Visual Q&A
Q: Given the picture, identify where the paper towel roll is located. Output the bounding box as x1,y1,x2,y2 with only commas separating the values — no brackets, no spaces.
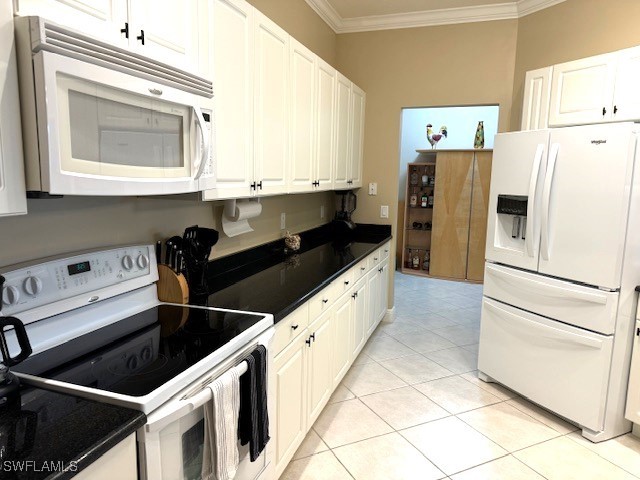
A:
222,199,262,237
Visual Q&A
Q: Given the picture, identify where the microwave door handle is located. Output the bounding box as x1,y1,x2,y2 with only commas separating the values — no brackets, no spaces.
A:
192,106,211,180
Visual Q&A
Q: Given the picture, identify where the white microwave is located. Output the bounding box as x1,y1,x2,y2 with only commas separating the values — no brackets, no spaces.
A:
15,16,216,197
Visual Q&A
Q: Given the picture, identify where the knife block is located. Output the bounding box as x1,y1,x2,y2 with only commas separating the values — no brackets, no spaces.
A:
157,265,189,304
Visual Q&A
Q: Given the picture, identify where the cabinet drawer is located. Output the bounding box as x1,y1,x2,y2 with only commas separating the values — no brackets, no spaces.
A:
336,270,354,297
367,248,382,270
274,303,310,356
380,243,390,261
479,298,612,432
354,259,368,281
309,283,339,319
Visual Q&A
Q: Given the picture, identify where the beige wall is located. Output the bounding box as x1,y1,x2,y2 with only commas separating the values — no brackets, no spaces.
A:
336,20,519,302
510,0,640,130
247,0,337,66
0,0,336,268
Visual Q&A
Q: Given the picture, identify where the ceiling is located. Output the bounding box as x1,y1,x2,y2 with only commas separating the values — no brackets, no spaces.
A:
304,0,566,33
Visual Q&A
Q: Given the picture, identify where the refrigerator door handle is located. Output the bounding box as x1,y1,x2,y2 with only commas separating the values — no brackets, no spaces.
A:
540,143,560,261
526,144,545,257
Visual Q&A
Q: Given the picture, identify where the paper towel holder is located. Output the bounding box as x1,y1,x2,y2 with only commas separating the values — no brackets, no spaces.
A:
223,197,261,221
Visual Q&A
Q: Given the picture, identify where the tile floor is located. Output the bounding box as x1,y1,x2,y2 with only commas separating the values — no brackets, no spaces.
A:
280,272,640,480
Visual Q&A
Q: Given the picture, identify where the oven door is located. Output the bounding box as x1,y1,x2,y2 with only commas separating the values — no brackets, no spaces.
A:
32,51,214,196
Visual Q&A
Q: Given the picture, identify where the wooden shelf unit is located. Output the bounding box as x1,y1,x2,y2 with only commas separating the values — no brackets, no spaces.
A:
400,150,493,282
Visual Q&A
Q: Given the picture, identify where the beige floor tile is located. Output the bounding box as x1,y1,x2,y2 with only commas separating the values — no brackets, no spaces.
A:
361,335,416,361
450,455,545,480
425,347,478,374
458,403,562,452
352,351,375,366
341,362,407,396
293,429,329,460
400,416,507,475
431,325,480,346
460,371,518,400
462,343,479,354
313,399,393,448
506,397,578,435
407,313,460,330
333,432,445,480
379,354,453,384
394,331,456,354
413,375,502,414
567,432,640,477
378,320,428,337
514,437,636,480
359,386,449,430
280,450,353,480
328,384,356,404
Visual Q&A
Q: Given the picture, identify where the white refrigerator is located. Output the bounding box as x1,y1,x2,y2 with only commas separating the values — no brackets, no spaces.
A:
478,122,640,442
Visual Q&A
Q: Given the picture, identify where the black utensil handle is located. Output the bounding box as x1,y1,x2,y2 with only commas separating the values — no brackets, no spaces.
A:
0,317,32,367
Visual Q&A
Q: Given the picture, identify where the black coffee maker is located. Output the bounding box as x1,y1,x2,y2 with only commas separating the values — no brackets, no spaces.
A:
0,276,32,407
333,190,357,232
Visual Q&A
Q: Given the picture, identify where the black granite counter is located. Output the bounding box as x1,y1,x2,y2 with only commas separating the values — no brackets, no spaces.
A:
0,386,146,480
206,224,392,321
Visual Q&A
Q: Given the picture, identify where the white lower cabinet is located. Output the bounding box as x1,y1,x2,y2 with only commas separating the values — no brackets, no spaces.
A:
74,434,137,480
332,294,352,388
351,278,367,361
366,268,380,337
306,310,333,426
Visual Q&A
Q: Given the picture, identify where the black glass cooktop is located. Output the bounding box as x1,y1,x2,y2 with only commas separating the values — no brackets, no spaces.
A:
13,305,267,397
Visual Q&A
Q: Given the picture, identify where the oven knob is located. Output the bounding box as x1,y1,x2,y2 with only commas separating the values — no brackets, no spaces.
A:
137,254,149,269
2,285,20,306
23,276,43,296
140,346,152,362
121,255,134,271
127,355,139,371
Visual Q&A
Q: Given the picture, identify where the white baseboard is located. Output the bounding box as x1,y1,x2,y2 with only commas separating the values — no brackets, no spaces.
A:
382,306,396,323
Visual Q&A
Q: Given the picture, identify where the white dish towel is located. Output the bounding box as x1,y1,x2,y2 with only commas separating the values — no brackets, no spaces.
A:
202,367,241,480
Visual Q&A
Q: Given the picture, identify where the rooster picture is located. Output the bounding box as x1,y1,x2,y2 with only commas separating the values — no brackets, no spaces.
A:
426,124,448,149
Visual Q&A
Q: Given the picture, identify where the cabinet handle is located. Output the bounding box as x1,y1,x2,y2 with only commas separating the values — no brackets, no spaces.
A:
360,267,365,271
310,333,315,342
322,299,328,304
257,181,263,190
250,182,256,191
137,30,145,45
636,327,640,336
352,292,357,299
602,106,607,116
344,281,350,285
120,22,129,39
291,324,299,331
306,337,312,346
384,249,389,253
614,105,618,114
378,267,383,273
374,257,378,261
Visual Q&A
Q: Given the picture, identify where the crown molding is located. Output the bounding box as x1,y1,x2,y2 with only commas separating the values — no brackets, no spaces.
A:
304,0,567,33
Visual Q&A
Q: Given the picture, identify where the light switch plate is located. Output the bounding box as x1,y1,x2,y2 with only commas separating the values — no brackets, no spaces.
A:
369,183,377,195
380,205,389,218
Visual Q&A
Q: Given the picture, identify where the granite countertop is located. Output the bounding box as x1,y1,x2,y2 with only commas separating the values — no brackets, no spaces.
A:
206,223,392,322
0,386,146,480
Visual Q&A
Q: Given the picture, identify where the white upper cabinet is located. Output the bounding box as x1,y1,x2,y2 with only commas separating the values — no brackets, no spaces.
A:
14,0,207,76
203,0,254,201
0,0,27,217
334,73,352,190
315,58,336,191
611,46,640,122
521,66,552,130
253,11,289,196
289,39,316,194
350,83,365,188
548,53,617,127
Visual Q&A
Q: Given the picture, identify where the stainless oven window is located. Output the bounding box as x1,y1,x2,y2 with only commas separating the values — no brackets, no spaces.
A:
68,90,184,168
182,418,207,480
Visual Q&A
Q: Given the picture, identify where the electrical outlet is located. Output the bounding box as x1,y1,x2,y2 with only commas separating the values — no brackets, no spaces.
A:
280,212,286,230
368,183,378,195
320,205,325,219
380,205,389,218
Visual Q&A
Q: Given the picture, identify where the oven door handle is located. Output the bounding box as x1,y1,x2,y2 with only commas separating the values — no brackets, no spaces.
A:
193,106,211,180
144,360,248,433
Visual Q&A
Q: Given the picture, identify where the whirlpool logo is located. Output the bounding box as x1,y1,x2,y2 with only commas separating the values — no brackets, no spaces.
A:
591,140,607,145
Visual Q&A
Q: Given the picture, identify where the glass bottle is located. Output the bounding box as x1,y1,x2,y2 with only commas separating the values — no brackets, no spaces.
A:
421,190,428,208
422,250,430,271
409,188,418,207
410,167,418,186
406,249,412,268
412,250,420,269
428,190,434,208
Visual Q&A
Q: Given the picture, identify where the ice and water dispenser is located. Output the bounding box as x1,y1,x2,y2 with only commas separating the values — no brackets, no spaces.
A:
495,194,529,251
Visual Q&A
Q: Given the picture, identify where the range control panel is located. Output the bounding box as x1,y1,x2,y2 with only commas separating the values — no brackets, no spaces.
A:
1,245,155,317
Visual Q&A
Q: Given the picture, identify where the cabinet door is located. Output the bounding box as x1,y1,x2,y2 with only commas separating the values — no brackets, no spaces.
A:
333,73,351,190
466,152,493,282
612,46,640,122
288,38,316,194
203,0,254,201
366,269,379,337
548,53,617,127
315,58,336,191
624,319,640,424
351,278,367,360
521,67,552,130
14,0,128,46
307,310,333,425
274,334,307,477
349,83,365,187
254,12,289,196
430,151,474,280
377,260,389,323
0,0,27,217
128,0,200,73
332,294,352,387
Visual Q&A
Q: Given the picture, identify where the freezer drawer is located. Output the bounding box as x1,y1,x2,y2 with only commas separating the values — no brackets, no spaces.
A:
484,264,619,334
479,298,613,432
